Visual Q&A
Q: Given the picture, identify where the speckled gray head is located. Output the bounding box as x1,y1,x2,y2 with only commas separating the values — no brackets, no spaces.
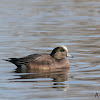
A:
50,45,73,59
59,45,73,58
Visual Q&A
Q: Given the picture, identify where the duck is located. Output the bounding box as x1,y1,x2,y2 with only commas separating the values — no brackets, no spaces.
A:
4,45,73,70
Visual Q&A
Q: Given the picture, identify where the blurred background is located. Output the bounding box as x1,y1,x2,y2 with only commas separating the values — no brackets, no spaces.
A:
0,0,100,100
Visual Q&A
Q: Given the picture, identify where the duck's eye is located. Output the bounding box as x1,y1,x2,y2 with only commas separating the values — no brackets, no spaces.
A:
61,49,65,52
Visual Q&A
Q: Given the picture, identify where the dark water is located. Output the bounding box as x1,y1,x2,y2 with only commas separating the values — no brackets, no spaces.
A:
0,0,100,100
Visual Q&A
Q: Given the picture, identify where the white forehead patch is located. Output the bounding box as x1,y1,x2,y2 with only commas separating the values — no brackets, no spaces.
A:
60,45,68,52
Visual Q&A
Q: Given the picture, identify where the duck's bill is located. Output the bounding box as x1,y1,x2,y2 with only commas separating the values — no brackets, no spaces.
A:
67,53,73,58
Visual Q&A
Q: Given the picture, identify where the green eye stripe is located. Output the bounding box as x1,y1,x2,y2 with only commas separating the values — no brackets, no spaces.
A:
56,47,63,52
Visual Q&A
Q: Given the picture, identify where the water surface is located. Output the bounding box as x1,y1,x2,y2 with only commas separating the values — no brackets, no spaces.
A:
0,0,100,100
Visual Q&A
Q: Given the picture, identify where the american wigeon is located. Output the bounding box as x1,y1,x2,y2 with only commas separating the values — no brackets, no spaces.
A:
5,45,72,70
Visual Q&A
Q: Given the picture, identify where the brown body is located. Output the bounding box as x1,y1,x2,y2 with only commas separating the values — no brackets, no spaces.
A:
27,55,69,70
5,45,72,70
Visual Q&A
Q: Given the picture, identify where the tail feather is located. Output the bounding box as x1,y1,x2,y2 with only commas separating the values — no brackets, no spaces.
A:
3,58,21,68
4,58,18,63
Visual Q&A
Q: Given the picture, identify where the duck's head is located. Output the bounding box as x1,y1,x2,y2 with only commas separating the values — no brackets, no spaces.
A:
50,45,73,59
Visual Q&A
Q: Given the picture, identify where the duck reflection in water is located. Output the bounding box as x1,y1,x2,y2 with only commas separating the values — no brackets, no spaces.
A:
14,67,69,91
